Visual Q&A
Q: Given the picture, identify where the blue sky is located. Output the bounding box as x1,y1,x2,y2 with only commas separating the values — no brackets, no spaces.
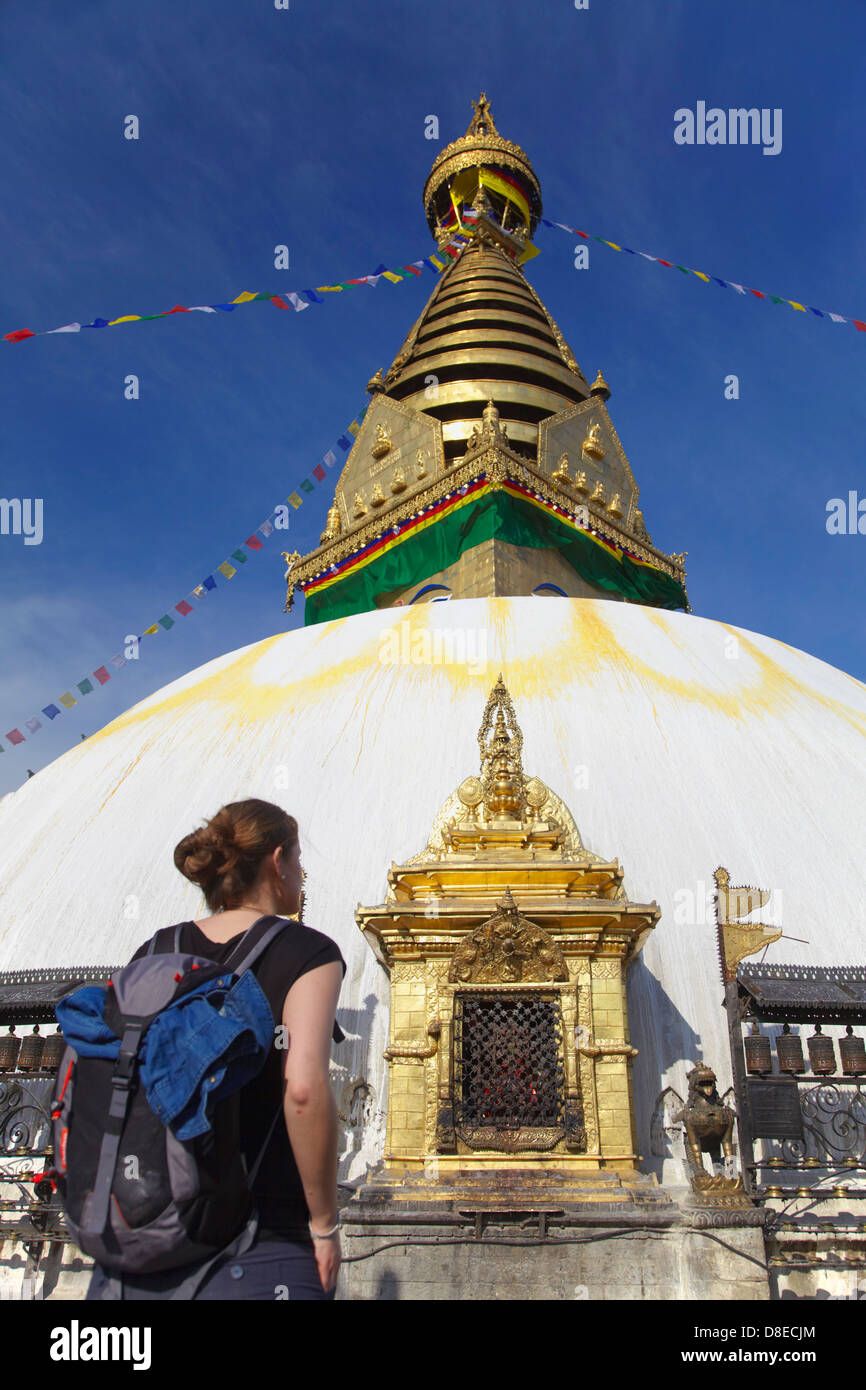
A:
1,0,864,794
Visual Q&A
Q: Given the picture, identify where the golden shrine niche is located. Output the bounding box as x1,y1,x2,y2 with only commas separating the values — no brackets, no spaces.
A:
356,675,661,1174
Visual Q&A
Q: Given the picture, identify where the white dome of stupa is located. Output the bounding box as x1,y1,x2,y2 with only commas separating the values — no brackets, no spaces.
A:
2,595,864,1182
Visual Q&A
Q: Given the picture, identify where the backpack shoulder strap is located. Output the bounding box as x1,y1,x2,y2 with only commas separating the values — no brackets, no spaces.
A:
144,924,184,957
224,916,289,976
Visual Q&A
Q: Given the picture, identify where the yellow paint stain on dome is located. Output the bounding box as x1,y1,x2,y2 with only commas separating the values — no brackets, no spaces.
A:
79,600,866,760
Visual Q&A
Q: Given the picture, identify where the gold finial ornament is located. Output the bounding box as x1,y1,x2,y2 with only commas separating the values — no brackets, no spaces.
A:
319,502,342,546
366,368,386,395
477,672,525,822
390,467,407,494
371,422,392,459
590,368,611,401
469,91,499,137
583,420,606,460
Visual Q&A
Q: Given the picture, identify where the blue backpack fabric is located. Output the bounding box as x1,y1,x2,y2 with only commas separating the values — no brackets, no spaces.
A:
51,915,289,1292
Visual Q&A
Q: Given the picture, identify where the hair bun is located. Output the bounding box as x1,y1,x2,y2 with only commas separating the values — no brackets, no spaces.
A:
174,823,238,889
173,799,299,912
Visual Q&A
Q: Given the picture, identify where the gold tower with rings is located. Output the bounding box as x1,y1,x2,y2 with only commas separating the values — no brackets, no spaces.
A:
285,95,689,625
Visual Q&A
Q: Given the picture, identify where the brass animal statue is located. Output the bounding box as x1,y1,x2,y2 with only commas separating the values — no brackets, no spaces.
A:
673,1063,742,1194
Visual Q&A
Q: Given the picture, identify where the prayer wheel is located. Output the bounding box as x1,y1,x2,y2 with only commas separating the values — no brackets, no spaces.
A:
0,1027,20,1071
41,1029,65,1071
17,1026,44,1070
807,1024,835,1075
744,1022,772,1074
840,1026,866,1077
776,1023,804,1073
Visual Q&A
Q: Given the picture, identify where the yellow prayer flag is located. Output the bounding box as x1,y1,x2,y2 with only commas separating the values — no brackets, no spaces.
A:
430,255,445,271
316,285,344,293
604,241,622,251
217,561,236,579
348,421,360,437
59,692,77,709
381,271,404,283
477,169,531,229
142,624,160,636
693,272,710,282
788,301,806,312
109,315,143,324
287,492,303,509
231,291,259,304
517,241,541,265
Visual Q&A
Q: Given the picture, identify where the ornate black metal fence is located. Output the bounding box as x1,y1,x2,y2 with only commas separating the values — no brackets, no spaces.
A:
453,991,566,1150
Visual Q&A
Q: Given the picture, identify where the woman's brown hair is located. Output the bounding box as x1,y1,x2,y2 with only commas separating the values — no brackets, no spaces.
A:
173,799,299,912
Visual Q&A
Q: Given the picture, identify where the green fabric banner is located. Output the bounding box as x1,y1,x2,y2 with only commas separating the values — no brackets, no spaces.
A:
303,487,687,625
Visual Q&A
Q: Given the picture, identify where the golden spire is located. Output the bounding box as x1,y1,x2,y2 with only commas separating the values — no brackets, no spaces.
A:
477,673,525,820
468,91,499,137
590,368,611,401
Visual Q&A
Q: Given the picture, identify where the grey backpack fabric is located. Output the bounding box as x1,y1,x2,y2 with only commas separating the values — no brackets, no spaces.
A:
52,916,288,1294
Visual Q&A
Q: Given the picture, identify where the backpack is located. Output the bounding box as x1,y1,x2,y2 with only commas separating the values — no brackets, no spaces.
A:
50,915,288,1286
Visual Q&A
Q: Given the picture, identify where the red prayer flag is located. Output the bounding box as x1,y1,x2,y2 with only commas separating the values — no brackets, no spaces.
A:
853,320,866,332
656,259,673,267
270,296,290,310
749,289,766,299
6,728,25,744
575,230,588,239
4,329,35,343
312,464,326,482
402,265,421,276
93,666,111,685
244,535,263,551
165,305,190,314
175,599,194,615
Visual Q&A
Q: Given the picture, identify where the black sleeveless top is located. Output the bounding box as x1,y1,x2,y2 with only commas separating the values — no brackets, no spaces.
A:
130,916,346,1241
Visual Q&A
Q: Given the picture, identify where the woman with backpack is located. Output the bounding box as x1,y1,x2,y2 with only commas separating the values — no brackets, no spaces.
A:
81,798,345,1301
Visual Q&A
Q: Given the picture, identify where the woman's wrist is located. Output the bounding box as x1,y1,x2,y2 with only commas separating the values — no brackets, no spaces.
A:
309,1216,341,1239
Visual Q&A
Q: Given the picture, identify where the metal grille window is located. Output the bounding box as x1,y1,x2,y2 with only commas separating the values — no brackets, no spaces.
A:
454,993,565,1135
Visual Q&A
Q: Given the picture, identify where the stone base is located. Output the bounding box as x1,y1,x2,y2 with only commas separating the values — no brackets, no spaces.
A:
337,1167,770,1300
0,1236,92,1301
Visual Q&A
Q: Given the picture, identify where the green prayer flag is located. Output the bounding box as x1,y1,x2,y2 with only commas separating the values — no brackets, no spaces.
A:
300,479,314,494
77,678,94,695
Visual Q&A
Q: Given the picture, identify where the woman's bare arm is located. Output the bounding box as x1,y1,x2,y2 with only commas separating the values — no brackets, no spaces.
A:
281,961,343,1274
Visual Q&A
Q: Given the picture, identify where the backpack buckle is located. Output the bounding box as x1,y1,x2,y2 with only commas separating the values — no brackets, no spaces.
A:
113,1022,143,1084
